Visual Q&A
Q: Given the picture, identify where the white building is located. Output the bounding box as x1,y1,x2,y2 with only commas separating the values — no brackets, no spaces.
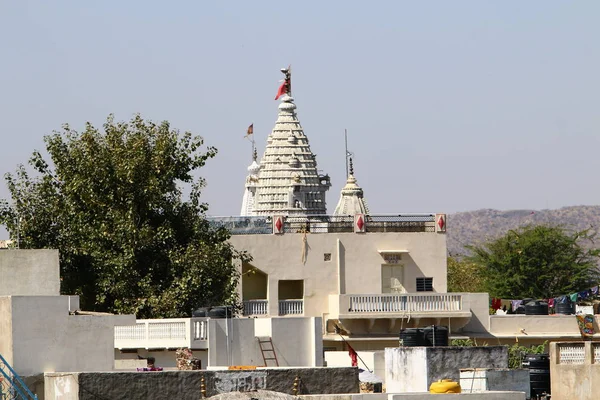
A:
0,249,134,377
115,68,597,371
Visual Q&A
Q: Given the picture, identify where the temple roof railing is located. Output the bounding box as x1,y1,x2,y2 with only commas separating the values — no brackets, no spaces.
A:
207,214,442,235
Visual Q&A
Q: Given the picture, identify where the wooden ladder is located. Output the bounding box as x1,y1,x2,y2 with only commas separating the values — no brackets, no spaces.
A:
257,337,279,367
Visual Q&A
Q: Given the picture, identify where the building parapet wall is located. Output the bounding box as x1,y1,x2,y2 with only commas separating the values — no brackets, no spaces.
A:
0,249,60,296
550,341,600,400
208,214,440,235
45,368,359,399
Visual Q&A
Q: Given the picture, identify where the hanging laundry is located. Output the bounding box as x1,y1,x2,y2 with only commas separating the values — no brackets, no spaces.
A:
500,299,512,311
548,298,555,308
570,293,578,303
592,286,599,296
491,298,502,310
558,295,568,304
578,290,590,300
511,300,523,311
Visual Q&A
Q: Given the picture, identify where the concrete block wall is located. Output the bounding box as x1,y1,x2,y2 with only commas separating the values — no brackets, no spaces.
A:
45,368,359,400
550,341,600,400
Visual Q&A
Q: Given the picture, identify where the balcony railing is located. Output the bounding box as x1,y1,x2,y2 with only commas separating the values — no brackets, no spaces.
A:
114,318,208,350
329,294,469,318
243,300,268,316
279,299,303,315
207,214,436,235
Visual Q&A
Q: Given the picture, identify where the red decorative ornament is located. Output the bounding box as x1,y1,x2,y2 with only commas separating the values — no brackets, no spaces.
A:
436,214,446,233
354,214,366,233
273,216,284,234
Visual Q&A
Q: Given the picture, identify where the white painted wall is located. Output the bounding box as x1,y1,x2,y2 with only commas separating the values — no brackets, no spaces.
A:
271,317,323,367
385,347,428,393
230,232,447,317
0,250,60,296
206,317,321,368
325,350,385,381
0,296,14,365
6,295,135,376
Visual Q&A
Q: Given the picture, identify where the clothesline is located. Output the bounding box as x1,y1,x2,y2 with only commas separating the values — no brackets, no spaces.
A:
490,284,600,311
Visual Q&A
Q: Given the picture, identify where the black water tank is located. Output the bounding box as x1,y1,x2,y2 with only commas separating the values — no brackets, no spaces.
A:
555,301,575,315
399,328,425,347
192,307,210,317
423,326,449,347
208,306,233,318
522,354,550,398
525,300,549,315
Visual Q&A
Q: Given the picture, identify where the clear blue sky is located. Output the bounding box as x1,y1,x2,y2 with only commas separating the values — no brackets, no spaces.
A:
1,1,599,237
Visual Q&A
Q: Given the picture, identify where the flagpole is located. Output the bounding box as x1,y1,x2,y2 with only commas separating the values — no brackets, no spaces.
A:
337,333,372,372
344,129,349,178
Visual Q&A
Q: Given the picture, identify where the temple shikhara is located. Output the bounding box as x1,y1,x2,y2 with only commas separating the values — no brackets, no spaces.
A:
241,67,332,217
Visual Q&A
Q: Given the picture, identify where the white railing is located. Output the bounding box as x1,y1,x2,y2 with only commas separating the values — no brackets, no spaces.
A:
559,344,585,364
115,318,209,349
193,319,208,340
279,299,303,315
243,300,269,316
347,294,463,313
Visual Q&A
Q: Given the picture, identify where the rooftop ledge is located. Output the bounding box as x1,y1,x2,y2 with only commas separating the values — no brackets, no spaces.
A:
207,214,443,235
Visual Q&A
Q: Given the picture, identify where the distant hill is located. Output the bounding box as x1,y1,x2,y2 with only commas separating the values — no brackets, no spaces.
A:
447,205,600,256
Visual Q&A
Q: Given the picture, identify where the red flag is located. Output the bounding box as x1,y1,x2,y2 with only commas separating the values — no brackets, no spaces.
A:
347,343,358,367
244,123,254,138
275,80,288,100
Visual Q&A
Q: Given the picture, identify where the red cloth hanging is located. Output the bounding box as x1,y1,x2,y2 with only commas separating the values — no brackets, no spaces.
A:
348,343,358,367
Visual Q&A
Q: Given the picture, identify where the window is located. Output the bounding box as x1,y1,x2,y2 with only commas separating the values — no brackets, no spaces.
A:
416,277,433,292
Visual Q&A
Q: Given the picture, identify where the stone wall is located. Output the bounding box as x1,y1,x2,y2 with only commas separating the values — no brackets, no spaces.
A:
45,368,359,400
425,346,508,385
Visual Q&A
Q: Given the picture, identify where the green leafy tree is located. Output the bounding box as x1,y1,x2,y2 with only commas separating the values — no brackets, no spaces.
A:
447,256,486,293
467,225,600,299
0,115,249,318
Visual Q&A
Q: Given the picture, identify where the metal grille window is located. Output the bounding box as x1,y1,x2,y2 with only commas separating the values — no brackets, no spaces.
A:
416,277,433,292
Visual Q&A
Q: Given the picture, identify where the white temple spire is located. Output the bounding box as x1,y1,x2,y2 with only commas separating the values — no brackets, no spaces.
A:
240,124,261,216
250,67,331,216
333,157,369,216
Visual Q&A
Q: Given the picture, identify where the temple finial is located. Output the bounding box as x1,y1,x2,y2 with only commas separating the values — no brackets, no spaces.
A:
275,65,292,100
349,157,354,176
253,147,258,162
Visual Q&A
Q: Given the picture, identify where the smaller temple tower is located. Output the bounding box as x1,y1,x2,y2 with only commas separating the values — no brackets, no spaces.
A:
333,157,369,216
240,148,261,216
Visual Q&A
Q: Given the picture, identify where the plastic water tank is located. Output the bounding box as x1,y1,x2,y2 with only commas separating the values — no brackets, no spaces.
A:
192,307,210,317
522,354,550,398
423,326,449,347
207,306,233,318
399,328,425,347
555,301,575,315
525,300,549,315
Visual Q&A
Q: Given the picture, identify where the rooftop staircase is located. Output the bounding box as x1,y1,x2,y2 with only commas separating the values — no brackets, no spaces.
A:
0,354,37,399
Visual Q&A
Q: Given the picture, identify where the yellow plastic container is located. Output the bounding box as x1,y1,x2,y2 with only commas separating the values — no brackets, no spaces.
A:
429,379,461,393
228,365,257,370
